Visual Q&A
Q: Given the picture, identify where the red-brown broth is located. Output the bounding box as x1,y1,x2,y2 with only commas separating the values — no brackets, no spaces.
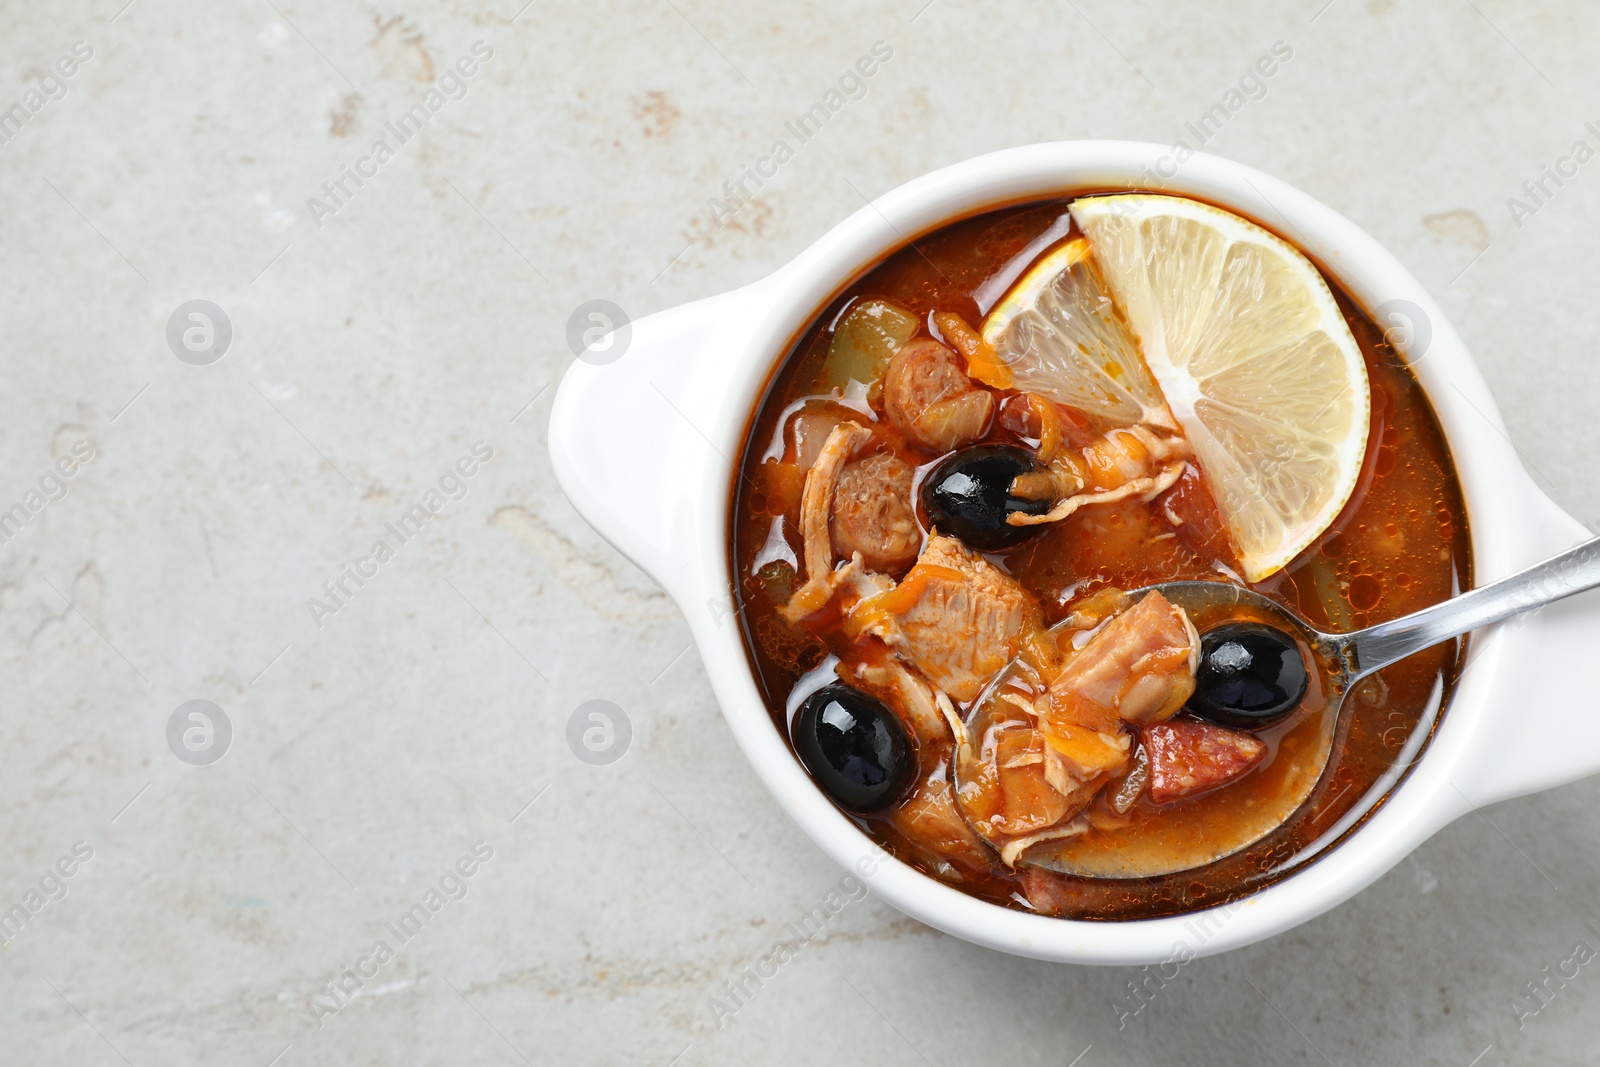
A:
729,196,1470,920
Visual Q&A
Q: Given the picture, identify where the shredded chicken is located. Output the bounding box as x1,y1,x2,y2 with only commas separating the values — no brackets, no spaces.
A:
847,534,1031,702
781,421,874,621
998,690,1039,718
999,411,1189,527
1012,460,1187,526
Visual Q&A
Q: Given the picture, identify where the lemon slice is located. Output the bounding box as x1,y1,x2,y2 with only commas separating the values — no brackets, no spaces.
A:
980,238,1174,429
1064,194,1371,582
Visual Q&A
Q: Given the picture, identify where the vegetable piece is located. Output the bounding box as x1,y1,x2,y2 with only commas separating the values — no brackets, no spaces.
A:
998,393,1095,448
755,560,795,605
761,460,807,516
889,769,992,870
790,408,846,471
934,311,1013,389
1027,393,1065,463
1142,719,1267,803
822,299,920,391
1108,742,1150,814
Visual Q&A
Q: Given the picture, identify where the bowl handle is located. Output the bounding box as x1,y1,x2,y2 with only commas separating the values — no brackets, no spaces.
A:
1459,485,1600,806
548,281,773,607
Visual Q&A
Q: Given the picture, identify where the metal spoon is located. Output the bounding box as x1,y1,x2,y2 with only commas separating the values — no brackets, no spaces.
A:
965,534,1600,880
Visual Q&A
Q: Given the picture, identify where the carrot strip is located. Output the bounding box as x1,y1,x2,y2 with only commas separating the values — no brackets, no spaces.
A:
843,563,966,636
934,311,1014,389
1026,394,1063,464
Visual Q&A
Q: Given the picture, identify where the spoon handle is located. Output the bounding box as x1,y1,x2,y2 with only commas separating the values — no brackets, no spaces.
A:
1343,535,1600,677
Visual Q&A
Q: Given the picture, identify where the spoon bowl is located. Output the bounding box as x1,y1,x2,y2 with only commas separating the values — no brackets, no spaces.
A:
993,582,1351,879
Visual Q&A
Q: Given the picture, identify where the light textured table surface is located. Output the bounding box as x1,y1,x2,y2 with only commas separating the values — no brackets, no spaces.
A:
4,1,1600,1064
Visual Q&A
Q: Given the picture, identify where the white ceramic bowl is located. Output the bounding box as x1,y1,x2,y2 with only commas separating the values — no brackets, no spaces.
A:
549,141,1600,964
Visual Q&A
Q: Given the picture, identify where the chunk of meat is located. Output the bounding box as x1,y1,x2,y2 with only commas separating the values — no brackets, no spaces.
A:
781,422,873,621
847,658,963,747
890,768,992,872
848,534,1031,702
1044,721,1131,780
882,339,994,453
1044,591,1199,736
952,690,1109,866
1018,866,1093,916
987,719,1072,835
1143,719,1267,803
831,451,920,574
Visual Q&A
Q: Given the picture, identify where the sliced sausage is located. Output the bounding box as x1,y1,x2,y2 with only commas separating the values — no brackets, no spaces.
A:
830,451,920,574
1142,719,1266,803
1019,867,1092,916
883,339,993,453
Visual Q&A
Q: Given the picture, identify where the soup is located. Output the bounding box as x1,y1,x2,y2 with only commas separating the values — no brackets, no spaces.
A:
730,194,1469,920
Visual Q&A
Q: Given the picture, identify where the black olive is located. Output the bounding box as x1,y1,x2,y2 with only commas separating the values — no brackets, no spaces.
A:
919,444,1050,550
792,685,914,813
1189,623,1309,728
